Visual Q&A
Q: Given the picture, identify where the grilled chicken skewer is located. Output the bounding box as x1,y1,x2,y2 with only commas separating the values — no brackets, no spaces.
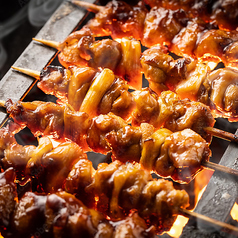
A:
11,65,215,141
72,0,238,67
2,99,238,183
142,45,238,121
74,0,238,31
33,33,142,90
0,100,210,183
0,168,158,237
143,0,238,31
11,65,238,145
1,162,238,237
32,31,238,120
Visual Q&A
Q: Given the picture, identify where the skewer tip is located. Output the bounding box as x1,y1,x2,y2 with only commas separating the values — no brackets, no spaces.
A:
32,38,60,50
71,0,103,13
11,66,41,79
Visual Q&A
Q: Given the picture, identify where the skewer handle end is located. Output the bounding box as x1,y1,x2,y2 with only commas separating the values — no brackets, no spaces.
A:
11,66,41,79
32,38,60,50
71,0,103,13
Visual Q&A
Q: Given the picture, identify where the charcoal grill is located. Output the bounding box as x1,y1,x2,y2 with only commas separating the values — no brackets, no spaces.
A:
1,1,238,237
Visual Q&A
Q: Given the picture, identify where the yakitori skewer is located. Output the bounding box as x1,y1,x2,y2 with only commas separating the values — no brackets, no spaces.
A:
1,99,238,183
0,168,158,237
143,0,238,31
72,0,238,67
1,165,238,237
33,34,143,90
73,0,238,32
32,31,238,120
10,65,238,145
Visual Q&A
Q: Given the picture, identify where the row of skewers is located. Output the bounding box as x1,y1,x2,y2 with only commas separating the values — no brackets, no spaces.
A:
72,0,238,62
33,30,238,121
1,0,238,237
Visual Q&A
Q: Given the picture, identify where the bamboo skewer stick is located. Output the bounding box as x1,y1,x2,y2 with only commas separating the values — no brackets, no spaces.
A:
203,161,238,177
204,127,238,143
179,208,238,235
71,0,103,13
32,38,60,49
11,66,40,79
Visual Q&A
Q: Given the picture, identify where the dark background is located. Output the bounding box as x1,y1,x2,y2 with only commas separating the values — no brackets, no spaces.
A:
0,0,64,79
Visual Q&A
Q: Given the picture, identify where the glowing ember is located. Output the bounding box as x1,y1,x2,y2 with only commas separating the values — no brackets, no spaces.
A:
231,203,238,221
167,169,213,237
167,215,189,237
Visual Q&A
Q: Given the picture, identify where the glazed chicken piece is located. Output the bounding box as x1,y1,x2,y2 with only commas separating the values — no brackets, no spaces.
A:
131,88,161,128
176,66,238,121
141,45,191,94
210,0,238,30
140,128,210,183
27,140,87,193
164,98,215,142
205,67,238,121
87,160,189,233
105,121,154,163
39,65,98,110
171,18,215,58
85,0,148,40
65,158,94,205
194,29,238,67
87,112,131,154
142,7,188,47
0,125,36,181
147,129,210,182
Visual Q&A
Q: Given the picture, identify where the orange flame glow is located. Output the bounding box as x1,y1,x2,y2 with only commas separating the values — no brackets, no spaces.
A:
167,215,189,237
167,169,213,237
231,203,238,221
